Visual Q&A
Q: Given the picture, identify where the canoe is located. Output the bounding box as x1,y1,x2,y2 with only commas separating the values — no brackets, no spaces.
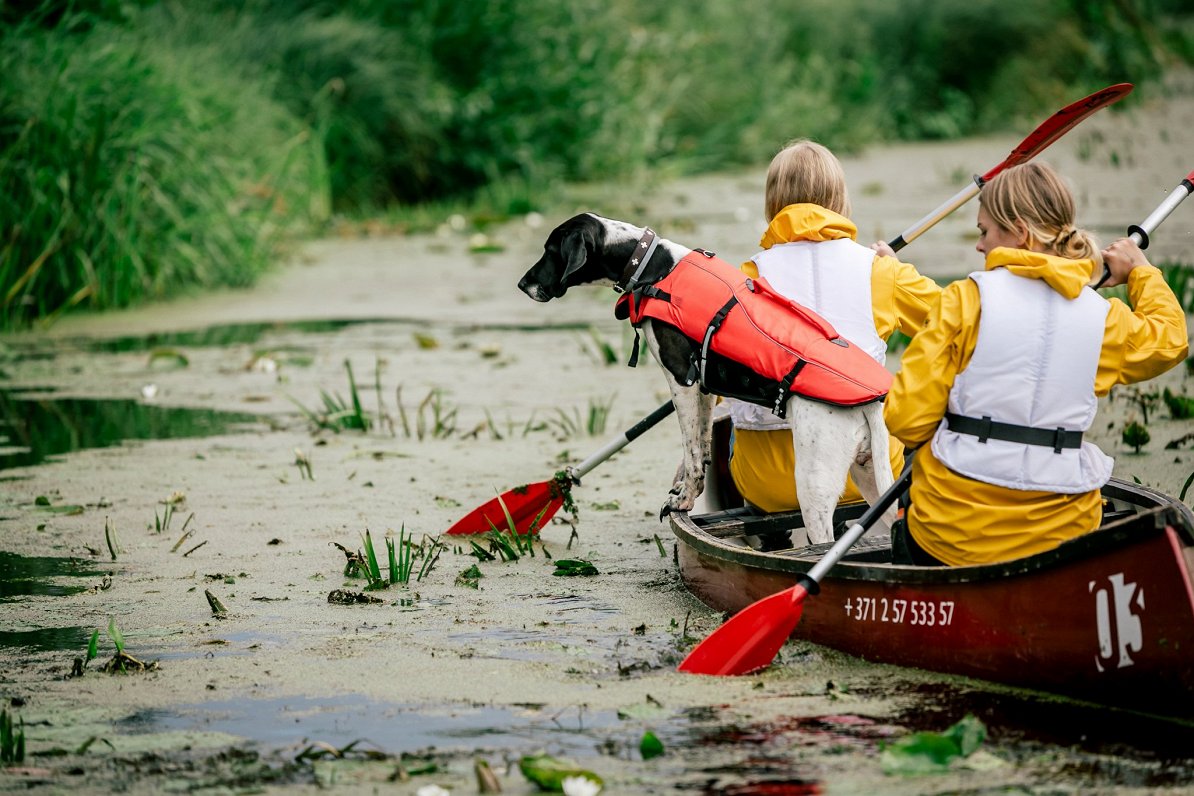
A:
670,418,1194,716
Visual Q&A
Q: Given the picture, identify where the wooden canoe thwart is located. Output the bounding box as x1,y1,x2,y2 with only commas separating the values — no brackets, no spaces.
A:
671,455,1194,715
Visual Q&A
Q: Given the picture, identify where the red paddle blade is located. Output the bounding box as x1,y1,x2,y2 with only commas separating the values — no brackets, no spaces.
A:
444,480,565,535
678,583,810,676
982,82,1133,182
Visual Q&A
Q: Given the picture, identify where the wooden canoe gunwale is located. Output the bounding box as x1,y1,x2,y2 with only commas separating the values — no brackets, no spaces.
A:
670,477,1194,587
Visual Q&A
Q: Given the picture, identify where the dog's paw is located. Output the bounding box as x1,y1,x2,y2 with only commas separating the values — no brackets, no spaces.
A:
659,492,696,520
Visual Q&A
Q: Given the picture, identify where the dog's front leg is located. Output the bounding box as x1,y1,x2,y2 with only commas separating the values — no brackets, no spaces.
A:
644,322,710,517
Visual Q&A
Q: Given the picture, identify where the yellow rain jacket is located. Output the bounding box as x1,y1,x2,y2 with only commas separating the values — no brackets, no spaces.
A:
729,204,942,512
885,247,1189,566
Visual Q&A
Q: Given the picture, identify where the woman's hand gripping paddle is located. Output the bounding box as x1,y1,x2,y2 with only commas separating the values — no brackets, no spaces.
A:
1093,168,1194,289
885,83,1133,253
678,463,914,676
444,401,676,535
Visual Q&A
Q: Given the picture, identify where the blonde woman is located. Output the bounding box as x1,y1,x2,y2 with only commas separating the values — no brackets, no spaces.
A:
728,139,941,513
884,161,1189,566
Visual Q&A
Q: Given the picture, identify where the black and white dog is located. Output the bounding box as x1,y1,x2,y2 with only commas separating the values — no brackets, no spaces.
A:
518,213,894,543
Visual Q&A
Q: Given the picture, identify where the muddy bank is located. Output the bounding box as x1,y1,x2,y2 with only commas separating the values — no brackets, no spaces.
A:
1,85,1193,794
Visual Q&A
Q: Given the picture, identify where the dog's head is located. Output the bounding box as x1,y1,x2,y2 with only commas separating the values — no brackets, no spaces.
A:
518,213,639,302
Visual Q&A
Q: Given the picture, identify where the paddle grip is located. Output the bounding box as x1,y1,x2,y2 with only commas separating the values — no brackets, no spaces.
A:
1093,173,1193,289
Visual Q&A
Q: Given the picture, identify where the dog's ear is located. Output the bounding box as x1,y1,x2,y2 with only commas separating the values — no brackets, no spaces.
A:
561,227,593,281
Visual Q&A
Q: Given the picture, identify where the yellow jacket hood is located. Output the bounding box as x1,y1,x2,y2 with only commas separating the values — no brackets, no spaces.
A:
760,204,857,249
984,247,1095,300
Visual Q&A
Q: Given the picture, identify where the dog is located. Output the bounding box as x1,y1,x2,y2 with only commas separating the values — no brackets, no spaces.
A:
517,212,895,544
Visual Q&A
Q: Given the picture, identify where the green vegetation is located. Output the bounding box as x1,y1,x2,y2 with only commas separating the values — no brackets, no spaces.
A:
1123,420,1151,453
3,0,1191,328
0,708,24,766
880,713,987,775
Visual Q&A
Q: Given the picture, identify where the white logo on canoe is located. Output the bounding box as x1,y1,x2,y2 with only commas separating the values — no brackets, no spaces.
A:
1090,573,1144,671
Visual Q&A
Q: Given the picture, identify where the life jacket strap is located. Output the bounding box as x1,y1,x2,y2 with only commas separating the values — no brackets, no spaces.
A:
698,296,739,387
944,412,1082,454
774,360,807,416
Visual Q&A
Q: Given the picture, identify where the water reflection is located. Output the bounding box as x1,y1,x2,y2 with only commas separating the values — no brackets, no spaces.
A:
0,390,263,470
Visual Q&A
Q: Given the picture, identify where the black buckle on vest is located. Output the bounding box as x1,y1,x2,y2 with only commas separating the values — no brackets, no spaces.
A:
1053,427,1066,454
978,415,992,443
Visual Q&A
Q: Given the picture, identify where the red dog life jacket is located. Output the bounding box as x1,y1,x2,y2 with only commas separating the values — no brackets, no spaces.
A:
615,250,890,416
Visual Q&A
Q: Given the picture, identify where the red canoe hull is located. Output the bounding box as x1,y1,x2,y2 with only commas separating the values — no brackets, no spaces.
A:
672,481,1194,716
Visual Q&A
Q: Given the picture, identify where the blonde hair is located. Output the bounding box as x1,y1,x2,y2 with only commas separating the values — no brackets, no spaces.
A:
764,139,851,221
980,162,1101,265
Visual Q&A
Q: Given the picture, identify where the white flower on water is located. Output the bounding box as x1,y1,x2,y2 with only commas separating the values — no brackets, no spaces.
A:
562,776,602,796
415,786,450,796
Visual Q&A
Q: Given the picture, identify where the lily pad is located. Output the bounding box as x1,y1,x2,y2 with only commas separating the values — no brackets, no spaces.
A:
639,731,664,760
518,753,602,792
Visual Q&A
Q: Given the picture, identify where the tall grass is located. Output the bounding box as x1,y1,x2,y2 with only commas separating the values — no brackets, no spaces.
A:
0,9,327,329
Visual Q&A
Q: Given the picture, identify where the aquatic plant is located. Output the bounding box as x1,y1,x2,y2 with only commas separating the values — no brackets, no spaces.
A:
103,517,119,561
455,564,483,589
0,708,24,766
519,753,603,793
1163,387,1194,420
1178,471,1194,508
639,731,664,760
1123,421,1151,454
879,713,987,775
1123,387,1161,425
288,359,372,433
95,617,157,674
386,526,415,585
360,529,385,590
552,559,599,577
546,395,616,440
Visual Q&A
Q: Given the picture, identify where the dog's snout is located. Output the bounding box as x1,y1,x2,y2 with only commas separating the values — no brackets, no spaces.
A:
518,275,551,303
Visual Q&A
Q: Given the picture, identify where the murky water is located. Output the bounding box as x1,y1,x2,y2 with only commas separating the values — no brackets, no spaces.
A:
0,389,264,470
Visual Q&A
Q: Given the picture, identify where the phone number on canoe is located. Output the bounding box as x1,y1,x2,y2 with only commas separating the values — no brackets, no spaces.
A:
843,596,955,626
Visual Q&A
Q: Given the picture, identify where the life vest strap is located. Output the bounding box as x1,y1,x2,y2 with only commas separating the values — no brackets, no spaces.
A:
698,296,739,387
774,360,807,415
944,412,1082,454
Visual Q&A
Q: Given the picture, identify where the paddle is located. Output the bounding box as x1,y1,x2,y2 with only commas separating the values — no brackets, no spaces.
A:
1092,168,1194,289
678,461,914,676
444,400,676,535
885,83,1133,253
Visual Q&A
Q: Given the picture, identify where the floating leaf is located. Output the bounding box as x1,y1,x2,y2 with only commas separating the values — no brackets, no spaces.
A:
880,714,987,775
639,731,664,760
616,701,668,721
518,753,603,792
414,333,440,350
35,503,84,515
148,348,189,369
552,559,598,577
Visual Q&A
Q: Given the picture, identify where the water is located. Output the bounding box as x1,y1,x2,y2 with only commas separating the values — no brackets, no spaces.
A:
122,694,626,759
0,550,105,601
0,551,106,652
0,389,264,470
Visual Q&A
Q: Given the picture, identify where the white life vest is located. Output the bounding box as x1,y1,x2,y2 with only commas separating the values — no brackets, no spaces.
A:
730,238,885,431
931,267,1113,493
